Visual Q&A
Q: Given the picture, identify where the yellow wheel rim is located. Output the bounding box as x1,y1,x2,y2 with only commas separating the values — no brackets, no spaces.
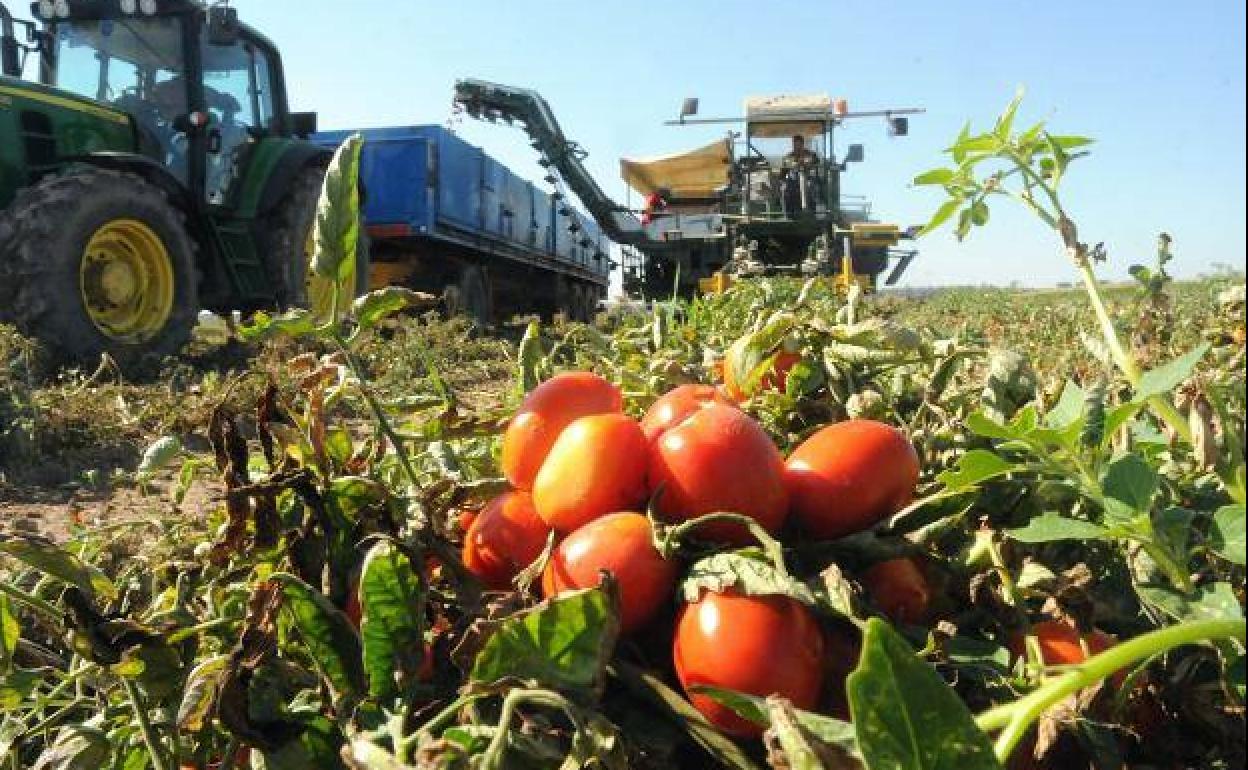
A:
79,219,175,343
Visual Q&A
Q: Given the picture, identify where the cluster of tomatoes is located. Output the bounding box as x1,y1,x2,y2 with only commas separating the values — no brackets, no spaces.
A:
459,369,930,737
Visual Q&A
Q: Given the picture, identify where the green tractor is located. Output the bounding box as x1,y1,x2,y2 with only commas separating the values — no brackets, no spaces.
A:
0,0,333,366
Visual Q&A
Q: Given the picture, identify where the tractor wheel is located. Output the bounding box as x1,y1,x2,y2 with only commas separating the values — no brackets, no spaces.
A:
0,167,197,368
263,165,370,316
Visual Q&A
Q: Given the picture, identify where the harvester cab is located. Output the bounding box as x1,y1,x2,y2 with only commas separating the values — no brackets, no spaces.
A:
623,93,923,296
1,0,333,365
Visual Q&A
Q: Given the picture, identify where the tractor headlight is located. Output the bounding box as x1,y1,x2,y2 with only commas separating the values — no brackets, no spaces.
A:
37,0,55,18
53,0,70,18
140,0,158,14
120,0,137,13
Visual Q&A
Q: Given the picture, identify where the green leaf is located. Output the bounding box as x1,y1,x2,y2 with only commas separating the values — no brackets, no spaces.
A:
135,436,182,480
692,686,861,760
914,168,956,186
1211,505,1246,565
965,411,1019,440
950,122,971,164
610,662,762,770
938,450,1019,492
1008,512,1110,543
1046,135,1095,149
0,596,17,673
176,654,230,732
848,619,1003,770
995,89,1024,140
919,199,962,237
516,320,544,396
272,573,367,702
313,134,364,284
1045,381,1086,430
351,287,434,331
237,308,318,342
1101,453,1159,521
31,723,111,770
471,585,619,695
261,715,347,770
1134,344,1211,401
1137,582,1244,623
726,314,798,398
0,534,117,599
681,550,817,608
969,200,990,227
359,540,426,700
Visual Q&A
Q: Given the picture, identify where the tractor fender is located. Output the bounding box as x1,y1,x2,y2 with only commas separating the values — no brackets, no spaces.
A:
63,152,195,213
255,141,332,216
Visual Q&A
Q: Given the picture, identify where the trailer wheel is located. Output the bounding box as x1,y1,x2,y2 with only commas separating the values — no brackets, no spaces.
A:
455,266,492,327
0,167,198,369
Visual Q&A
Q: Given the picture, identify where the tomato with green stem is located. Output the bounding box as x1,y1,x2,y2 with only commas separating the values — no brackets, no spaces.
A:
674,589,824,737
541,512,677,633
649,404,788,544
501,372,622,490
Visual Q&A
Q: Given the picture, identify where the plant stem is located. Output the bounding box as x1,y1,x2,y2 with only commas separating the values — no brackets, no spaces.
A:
331,332,423,493
1074,248,1192,445
480,689,581,770
985,537,1045,680
664,512,792,581
123,679,169,770
977,618,1246,762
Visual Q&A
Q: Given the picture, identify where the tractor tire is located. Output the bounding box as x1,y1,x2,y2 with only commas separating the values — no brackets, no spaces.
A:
0,167,198,369
262,165,372,313
264,165,323,308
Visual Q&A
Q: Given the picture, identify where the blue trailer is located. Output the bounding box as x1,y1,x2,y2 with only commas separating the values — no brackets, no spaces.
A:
312,125,611,323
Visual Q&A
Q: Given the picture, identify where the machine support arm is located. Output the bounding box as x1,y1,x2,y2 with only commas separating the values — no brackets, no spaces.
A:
453,78,656,247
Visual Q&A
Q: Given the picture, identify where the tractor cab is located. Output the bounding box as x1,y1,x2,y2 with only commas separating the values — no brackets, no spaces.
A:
33,0,310,205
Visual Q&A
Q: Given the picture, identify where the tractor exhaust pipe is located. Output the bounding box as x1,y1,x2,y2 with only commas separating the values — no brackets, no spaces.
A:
1,3,24,77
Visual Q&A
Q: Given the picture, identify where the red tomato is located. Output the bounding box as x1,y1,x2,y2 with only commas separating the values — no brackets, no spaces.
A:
723,340,802,402
1012,620,1116,666
640,384,737,444
649,404,788,543
501,372,622,490
462,490,551,589
674,590,824,737
532,414,649,533
861,557,931,625
785,420,920,540
542,513,677,634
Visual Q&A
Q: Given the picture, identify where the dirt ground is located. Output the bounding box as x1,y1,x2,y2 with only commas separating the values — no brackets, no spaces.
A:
0,463,223,543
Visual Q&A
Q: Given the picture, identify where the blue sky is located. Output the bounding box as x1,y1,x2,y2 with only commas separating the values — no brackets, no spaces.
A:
241,0,1244,287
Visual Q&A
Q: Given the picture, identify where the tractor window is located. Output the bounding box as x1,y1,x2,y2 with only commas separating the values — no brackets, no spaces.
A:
200,36,276,204
50,18,189,182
